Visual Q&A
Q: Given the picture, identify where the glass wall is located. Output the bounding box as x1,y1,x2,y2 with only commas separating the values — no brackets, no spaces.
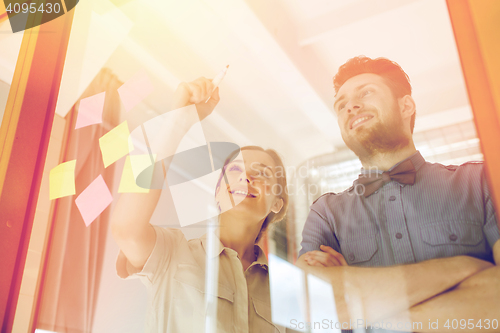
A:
1,0,498,332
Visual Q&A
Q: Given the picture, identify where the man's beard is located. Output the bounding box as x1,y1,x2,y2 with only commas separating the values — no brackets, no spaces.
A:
344,114,409,160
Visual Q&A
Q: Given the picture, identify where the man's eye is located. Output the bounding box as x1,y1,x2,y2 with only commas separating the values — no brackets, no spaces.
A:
338,104,345,111
362,90,372,97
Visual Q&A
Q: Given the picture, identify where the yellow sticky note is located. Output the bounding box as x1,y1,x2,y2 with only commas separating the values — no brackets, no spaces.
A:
118,154,156,193
49,160,77,200
99,121,134,168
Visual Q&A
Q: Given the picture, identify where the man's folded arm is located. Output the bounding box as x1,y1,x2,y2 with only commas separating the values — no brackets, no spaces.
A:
296,253,493,324
299,204,340,257
384,239,500,332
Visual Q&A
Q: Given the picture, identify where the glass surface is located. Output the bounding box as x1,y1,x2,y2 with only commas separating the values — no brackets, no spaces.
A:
2,0,495,332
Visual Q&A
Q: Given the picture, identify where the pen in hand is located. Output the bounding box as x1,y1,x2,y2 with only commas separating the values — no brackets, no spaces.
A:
206,65,229,103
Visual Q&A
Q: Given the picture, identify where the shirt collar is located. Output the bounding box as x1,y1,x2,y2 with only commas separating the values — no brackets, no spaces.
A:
253,245,269,268
200,232,225,258
360,150,425,174
200,233,269,268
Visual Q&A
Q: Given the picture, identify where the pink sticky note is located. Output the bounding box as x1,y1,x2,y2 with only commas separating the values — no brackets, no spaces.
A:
75,92,106,129
117,71,154,112
75,175,113,227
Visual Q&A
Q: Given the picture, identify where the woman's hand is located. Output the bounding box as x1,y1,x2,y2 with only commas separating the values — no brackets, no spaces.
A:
304,245,348,267
171,77,220,121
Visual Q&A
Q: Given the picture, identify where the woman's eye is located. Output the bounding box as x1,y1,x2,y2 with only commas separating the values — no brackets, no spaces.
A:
263,169,273,178
362,90,372,97
338,104,345,112
228,165,243,172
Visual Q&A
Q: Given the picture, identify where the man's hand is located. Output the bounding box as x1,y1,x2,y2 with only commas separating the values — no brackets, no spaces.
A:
304,245,348,267
171,77,220,120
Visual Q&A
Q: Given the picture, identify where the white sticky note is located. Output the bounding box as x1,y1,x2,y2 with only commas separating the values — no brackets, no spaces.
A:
137,105,205,161
308,275,340,333
118,154,156,193
269,254,307,330
169,170,221,227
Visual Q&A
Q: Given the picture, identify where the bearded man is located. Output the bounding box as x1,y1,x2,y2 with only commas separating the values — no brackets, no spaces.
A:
297,56,500,333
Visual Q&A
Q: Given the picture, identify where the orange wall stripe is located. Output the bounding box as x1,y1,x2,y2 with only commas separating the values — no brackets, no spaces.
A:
447,0,500,228
0,24,40,197
0,9,74,331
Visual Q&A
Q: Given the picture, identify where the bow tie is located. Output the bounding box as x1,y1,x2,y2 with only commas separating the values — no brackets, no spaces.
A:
355,159,416,197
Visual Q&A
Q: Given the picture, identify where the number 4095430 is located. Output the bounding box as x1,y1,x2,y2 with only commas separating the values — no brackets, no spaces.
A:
443,319,498,330
5,2,62,15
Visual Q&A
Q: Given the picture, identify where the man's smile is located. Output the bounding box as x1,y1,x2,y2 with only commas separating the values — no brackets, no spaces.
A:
349,114,374,129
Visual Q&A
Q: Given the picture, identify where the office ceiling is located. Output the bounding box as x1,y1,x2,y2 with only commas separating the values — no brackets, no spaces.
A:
0,0,473,166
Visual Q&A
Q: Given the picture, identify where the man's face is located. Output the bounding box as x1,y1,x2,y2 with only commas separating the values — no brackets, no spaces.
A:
333,73,408,157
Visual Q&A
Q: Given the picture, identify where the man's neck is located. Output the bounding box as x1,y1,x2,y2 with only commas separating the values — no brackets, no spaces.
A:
359,143,417,171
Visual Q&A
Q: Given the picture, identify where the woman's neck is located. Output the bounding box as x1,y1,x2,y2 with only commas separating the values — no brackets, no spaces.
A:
217,214,263,265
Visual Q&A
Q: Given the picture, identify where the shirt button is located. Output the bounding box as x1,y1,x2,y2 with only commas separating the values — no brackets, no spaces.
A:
449,234,458,241
395,232,403,239
389,196,396,201
348,253,355,261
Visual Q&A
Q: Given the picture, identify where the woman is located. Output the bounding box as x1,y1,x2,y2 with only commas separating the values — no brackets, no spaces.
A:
111,77,288,332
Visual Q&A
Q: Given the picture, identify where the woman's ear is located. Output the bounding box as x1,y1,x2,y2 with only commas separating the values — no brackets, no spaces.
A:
271,198,284,214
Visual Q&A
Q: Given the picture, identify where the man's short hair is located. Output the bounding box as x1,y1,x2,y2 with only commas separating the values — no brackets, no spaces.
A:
333,56,416,133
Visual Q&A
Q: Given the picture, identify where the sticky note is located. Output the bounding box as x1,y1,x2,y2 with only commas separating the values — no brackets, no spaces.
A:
139,106,205,160
117,71,154,112
75,92,106,129
99,121,133,168
49,160,77,200
269,254,307,328
118,154,156,193
169,170,221,227
75,174,113,227
308,275,338,331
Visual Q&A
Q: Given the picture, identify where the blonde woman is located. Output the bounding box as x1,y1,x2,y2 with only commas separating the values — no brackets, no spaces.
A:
111,77,288,332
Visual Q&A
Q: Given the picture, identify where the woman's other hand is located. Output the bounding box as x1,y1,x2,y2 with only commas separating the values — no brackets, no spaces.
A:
171,77,220,120
304,245,348,267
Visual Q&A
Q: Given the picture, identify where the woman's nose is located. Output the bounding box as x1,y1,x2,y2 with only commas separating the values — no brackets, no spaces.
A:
238,172,251,183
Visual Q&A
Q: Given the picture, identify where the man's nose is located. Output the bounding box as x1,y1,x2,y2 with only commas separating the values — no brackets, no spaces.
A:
346,99,362,113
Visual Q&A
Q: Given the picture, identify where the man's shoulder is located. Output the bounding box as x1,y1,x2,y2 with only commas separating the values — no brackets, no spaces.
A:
312,185,355,205
427,160,484,173
312,192,337,205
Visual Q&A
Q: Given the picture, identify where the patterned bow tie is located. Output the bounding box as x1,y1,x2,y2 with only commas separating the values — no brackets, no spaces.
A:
356,159,416,197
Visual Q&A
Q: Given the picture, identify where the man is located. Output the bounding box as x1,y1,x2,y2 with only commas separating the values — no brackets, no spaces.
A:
297,56,500,332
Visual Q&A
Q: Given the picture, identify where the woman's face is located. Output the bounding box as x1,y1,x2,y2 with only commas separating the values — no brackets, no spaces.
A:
215,149,283,221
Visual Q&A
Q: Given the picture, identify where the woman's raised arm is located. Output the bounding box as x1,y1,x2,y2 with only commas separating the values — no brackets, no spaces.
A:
110,78,220,270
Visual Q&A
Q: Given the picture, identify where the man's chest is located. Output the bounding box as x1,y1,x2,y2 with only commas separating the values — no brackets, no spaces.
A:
330,178,490,266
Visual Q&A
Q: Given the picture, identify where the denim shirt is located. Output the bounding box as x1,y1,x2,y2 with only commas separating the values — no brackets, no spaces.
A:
299,152,499,333
300,151,499,266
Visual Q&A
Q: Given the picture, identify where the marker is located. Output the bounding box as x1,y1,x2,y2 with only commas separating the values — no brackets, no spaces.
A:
205,65,229,103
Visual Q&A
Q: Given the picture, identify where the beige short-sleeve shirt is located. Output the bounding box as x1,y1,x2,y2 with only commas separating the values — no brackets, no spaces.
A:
116,226,281,333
